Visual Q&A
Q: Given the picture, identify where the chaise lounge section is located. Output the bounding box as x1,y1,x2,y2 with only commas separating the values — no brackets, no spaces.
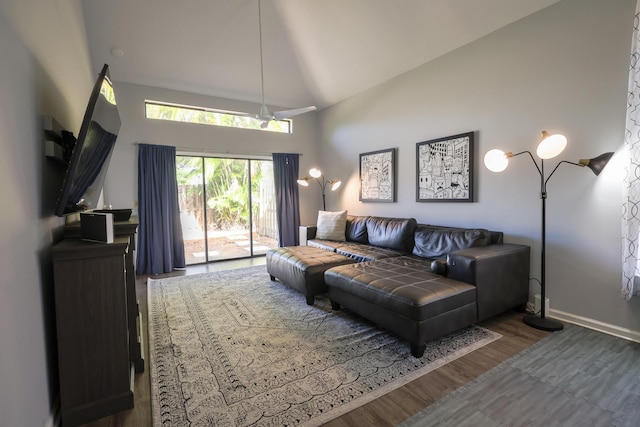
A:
324,240,530,357
267,213,530,357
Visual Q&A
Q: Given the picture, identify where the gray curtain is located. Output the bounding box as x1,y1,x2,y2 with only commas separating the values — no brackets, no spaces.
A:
136,144,186,274
272,153,301,246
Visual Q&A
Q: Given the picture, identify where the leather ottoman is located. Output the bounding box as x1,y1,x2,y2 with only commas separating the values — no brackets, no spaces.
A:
266,246,357,305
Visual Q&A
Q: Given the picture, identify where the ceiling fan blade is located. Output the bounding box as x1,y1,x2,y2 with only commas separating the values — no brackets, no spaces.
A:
233,111,258,119
272,106,317,120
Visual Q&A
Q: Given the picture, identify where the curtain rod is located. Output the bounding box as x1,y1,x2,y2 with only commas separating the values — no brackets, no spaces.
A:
176,148,304,157
133,143,302,158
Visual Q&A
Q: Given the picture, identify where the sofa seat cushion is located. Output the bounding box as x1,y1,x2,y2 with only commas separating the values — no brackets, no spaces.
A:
335,242,407,262
324,256,476,322
308,239,340,252
308,240,406,261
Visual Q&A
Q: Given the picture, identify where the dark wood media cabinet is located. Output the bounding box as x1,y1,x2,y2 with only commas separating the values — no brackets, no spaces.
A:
52,217,143,426
63,217,144,374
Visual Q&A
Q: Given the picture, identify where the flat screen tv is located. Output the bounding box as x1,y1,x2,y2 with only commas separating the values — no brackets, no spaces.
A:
54,63,121,216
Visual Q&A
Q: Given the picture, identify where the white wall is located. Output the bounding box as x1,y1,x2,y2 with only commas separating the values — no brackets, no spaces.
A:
103,82,321,221
317,0,640,336
0,0,93,425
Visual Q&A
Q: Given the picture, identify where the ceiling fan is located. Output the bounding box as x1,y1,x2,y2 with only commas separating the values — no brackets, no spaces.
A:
251,0,316,128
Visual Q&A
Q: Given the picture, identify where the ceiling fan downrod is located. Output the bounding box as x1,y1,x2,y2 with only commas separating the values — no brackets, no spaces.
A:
253,0,316,126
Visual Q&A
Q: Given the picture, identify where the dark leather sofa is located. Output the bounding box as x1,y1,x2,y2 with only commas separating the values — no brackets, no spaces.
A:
270,215,530,357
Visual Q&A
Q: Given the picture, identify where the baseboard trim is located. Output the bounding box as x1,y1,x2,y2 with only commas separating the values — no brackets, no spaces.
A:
550,308,640,343
45,397,60,427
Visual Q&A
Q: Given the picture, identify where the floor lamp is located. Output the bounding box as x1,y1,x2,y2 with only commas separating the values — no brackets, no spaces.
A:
297,168,342,211
484,131,613,331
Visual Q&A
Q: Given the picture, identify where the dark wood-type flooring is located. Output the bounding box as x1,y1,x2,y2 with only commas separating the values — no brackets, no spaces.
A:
81,258,549,427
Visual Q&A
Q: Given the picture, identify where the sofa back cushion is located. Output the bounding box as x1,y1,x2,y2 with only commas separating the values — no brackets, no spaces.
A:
346,215,369,243
412,225,492,259
315,210,347,241
489,231,504,244
366,217,417,252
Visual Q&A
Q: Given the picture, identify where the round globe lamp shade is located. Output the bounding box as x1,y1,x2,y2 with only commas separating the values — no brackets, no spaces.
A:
484,149,509,172
309,168,322,178
536,132,567,159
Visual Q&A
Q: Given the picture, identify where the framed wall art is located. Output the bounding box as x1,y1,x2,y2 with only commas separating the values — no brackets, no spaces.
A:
416,132,474,202
359,148,396,202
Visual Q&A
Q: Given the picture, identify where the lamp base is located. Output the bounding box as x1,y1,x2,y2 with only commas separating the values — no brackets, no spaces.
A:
523,314,564,331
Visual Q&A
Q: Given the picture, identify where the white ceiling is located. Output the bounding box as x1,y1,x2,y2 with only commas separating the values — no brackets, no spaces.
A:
81,0,561,111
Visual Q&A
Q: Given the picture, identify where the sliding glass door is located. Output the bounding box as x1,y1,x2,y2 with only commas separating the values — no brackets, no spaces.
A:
176,155,278,264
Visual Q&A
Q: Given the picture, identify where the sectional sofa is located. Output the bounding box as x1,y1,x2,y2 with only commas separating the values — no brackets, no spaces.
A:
266,213,530,357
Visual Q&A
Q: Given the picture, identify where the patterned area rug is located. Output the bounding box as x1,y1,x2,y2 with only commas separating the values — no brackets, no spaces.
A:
148,266,501,426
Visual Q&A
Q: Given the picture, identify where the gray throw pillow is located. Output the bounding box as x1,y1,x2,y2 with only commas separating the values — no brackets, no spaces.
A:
315,210,347,241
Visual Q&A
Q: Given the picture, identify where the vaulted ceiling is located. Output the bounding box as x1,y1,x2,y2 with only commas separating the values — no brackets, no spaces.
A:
81,0,561,111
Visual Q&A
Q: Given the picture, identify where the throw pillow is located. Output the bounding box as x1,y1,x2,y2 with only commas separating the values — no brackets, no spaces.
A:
315,210,347,241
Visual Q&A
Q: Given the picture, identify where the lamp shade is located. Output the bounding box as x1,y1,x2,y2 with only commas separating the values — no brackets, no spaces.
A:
296,177,310,186
330,180,342,191
484,149,509,172
309,168,322,178
579,152,614,176
536,131,567,159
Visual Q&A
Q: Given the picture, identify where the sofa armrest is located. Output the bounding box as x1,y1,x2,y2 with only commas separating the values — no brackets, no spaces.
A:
430,258,447,275
299,225,317,246
446,243,530,321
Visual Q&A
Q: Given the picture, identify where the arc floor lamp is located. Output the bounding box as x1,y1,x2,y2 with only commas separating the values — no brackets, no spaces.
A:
297,168,342,211
484,131,613,331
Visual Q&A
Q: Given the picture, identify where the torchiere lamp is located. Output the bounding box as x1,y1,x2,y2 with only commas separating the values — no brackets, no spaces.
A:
297,168,342,210
484,131,613,331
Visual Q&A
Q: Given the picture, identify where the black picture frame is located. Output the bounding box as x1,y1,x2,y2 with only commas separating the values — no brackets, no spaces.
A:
359,148,396,202
416,132,474,202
